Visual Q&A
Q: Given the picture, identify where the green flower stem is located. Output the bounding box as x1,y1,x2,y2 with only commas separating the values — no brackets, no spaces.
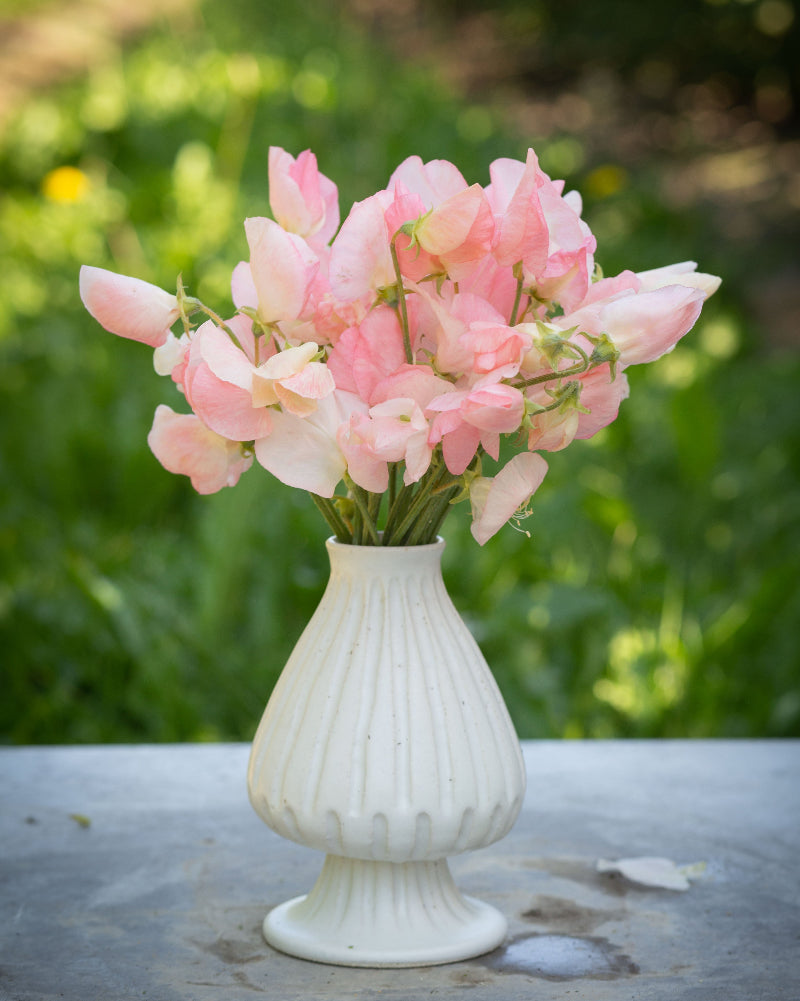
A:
509,270,525,327
368,488,383,529
346,478,381,545
390,233,413,364
515,358,590,389
310,494,351,542
381,476,417,542
189,301,247,354
405,483,457,545
388,462,398,511
385,462,456,545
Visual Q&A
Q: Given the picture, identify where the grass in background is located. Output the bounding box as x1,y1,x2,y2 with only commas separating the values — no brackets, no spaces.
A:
1,0,798,743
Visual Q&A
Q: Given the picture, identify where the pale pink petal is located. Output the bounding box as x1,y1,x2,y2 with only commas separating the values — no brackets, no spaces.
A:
441,422,482,475
153,332,190,377
403,433,433,483
198,322,255,389
578,270,639,307
273,384,320,417
604,285,705,366
337,416,390,493
575,366,631,439
455,255,518,320
384,187,429,237
258,341,319,380
80,266,179,347
315,172,341,247
269,146,320,236
636,261,721,297
326,324,360,394
278,361,335,400
342,448,389,493
388,155,468,205
328,193,395,301
268,147,340,250
371,363,455,409
385,188,440,281
352,307,407,403
147,404,251,494
526,407,580,452
410,286,474,375
469,451,548,545
480,430,501,461
416,184,494,261
327,306,407,405
231,261,258,311
188,363,273,441
244,217,320,323
487,149,549,272
254,409,346,496
460,321,532,375
485,156,526,212
533,244,593,312
462,382,525,433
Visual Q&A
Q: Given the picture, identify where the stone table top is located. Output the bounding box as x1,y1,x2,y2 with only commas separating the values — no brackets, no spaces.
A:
1,740,798,1000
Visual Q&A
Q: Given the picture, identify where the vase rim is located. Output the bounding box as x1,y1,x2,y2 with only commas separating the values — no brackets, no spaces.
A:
325,534,445,552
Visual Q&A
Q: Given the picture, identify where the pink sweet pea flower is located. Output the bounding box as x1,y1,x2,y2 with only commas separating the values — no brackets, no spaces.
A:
183,325,274,442
268,147,340,251
524,182,597,311
469,451,548,545
485,149,549,274
412,287,507,377
553,261,719,370
187,319,334,439
243,217,320,324
153,331,190,378
591,285,706,367
387,157,494,279
310,291,372,346
388,155,469,205
459,321,533,376
147,404,252,494
79,266,179,347
329,192,396,301
412,184,494,275
336,413,390,493
338,397,433,492
384,187,440,282
427,374,525,474
254,390,366,497
525,404,581,453
533,243,594,314
326,305,407,404
455,253,518,322
370,362,455,410
636,261,722,297
574,365,631,440
369,398,434,484
251,342,335,416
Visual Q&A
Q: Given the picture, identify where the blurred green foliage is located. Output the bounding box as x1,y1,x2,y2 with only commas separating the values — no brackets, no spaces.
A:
1,0,798,744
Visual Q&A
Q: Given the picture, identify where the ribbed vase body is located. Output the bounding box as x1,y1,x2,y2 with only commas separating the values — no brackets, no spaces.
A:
247,537,526,966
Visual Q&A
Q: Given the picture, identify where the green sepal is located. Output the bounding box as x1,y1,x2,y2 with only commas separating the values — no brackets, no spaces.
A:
587,332,621,379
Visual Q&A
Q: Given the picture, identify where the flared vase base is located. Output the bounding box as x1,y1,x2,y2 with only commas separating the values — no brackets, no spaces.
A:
262,855,507,968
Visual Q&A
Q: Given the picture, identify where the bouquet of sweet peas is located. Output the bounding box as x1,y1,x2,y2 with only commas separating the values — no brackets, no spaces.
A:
80,147,719,545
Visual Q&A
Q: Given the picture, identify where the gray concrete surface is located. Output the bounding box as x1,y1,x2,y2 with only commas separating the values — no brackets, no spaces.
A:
1,741,798,1000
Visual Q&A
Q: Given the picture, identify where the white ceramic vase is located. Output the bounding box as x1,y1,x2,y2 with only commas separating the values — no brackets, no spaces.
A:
247,537,526,967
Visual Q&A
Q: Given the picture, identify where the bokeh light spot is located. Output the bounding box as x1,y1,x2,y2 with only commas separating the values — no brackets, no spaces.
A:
42,165,90,203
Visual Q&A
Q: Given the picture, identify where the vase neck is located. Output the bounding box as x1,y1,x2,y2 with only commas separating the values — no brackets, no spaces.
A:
325,537,445,580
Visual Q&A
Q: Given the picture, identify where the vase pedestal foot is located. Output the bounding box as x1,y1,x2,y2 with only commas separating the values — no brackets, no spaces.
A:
263,854,507,968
